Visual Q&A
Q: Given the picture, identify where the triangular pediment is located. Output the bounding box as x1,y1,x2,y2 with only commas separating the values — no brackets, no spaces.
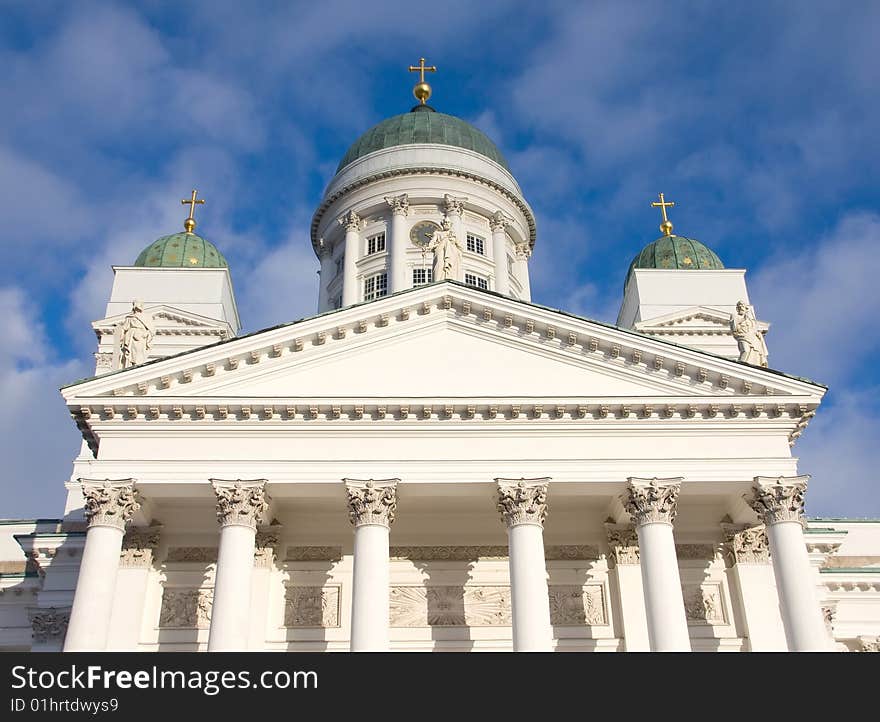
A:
92,304,233,337
635,306,770,334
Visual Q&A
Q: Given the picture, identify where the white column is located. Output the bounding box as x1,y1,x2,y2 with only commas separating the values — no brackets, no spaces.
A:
605,523,650,651
317,238,333,312
64,479,140,651
338,210,361,307
623,477,690,651
107,524,161,650
490,211,511,296
515,244,532,301
207,479,269,652
747,475,828,651
496,478,553,651
345,478,398,652
385,194,409,293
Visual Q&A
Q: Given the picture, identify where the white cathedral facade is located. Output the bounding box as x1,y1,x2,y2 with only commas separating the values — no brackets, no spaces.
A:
1,72,879,653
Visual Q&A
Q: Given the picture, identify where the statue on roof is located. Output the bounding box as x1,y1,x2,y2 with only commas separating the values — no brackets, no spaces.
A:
427,217,463,282
118,299,155,368
730,300,768,367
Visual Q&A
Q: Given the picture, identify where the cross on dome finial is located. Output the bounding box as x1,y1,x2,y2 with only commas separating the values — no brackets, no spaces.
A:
408,57,437,105
652,192,675,237
181,189,206,235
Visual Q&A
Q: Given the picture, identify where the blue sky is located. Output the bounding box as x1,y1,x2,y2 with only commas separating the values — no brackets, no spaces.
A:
1,1,878,518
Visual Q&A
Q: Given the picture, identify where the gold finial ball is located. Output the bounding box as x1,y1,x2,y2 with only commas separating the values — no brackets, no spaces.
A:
184,217,196,234
660,220,674,236
413,82,432,104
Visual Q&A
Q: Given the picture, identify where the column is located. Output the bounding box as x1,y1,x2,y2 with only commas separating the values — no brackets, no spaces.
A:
443,194,467,275
515,244,532,301
604,523,650,651
623,477,690,651
317,238,333,312
249,524,282,649
720,521,787,651
344,478,398,652
490,211,511,296
746,475,828,651
338,209,361,307
496,478,553,651
107,523,161,650
385,194,409,293
207,479,269,652
64,479,140,651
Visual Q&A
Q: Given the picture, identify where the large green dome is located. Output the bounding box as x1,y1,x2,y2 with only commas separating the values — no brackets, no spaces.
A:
134,232,228,268
625,235,724,287
336,106,509,173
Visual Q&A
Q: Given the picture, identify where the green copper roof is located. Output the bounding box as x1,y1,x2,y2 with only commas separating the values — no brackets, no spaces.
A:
134,232,228,269
625,235,724,288
336,106,509,173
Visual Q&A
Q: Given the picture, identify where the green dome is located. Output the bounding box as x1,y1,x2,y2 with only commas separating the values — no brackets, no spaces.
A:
134,232,228,268
626,235,724,287
337,106,509,173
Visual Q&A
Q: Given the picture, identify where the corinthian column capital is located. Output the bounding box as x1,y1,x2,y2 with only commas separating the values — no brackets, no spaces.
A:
443,193,467,216
495,478,550,528
384,193,409,216
338,209,362,232
747,475,809,526
623,477,683,526
210,479,269,529
489,210,511,232
344,479,399,528
80,479,140,530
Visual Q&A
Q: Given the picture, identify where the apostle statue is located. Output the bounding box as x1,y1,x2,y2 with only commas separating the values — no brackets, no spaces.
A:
426,218,463,281
119,299,155,368
730,300,768,367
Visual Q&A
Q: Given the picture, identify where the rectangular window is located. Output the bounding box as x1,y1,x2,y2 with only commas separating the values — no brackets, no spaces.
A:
363,272,388,301
412,267,434,286
366,232,386,256
466,234,485,255
464,272,489,290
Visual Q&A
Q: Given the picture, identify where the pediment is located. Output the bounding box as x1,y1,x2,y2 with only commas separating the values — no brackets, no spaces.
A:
635,306,769,335
92,304,233,337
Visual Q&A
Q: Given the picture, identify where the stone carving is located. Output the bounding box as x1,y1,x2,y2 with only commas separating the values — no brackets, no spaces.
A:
28,607,70,643
159,588,213,628
210,479,269,529
675,544,717,560
388,544,599,561
514,242,532,260
683,585,725,625
721,523,770,564
165,547,217,563
117,300,155,368
95,352,113,372
443,193,467,216
747,475,809,526
284,586,340,627
284,546,343,562
822,604,837,637
426,217,463,281
856,636,880,652
730,300,768,367
80,479,140,530
605,523,640,565
343,479,398,528
389,586,511,627
623,477,682,526
254,525,282,568
337,209,361,232
384,193,409,216
496,478,549,528
489,210,510,232
548,585,606,626
120,524,161,568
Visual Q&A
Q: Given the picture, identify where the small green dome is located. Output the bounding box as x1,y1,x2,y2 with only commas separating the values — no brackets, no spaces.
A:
134,232,228,268
336,106,509,173
626,235,724,287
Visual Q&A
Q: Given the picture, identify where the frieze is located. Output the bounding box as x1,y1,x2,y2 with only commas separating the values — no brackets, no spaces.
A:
389,586,511,627
682,585,725,625
283,586,340,628
159,588,213,628
165,547,217,563
675,544,717,560
548,585,607,626
284,546,343,562
388,545,599,561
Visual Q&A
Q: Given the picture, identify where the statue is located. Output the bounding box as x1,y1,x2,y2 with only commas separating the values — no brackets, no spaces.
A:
730,300,768,367
119,300,155,368
426,217,463,281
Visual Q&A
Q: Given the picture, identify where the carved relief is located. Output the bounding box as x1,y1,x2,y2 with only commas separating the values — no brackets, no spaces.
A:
344,479,398,528
284,546,343,562
254,525,282,568
159,588,213,628
28,607,70,643
388,545,599,561
747,475,809,525
165,547,217,563
389,586,511,627
284,586,340,628
721,523,770,564
675,544,717,560
548,585,606,626
623,477,682,526
682,585,725,625
81,479,140,530
496,478,549,528
120,524,161,568
211,479,269,529
605,523,640,565
857,636,880,652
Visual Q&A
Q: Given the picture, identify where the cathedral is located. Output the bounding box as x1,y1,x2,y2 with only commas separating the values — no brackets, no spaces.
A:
1,61,878,652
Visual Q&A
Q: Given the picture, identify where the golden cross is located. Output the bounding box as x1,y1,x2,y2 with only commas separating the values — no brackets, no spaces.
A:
408,57,437,105
651,192,675,236
181,189,205,234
